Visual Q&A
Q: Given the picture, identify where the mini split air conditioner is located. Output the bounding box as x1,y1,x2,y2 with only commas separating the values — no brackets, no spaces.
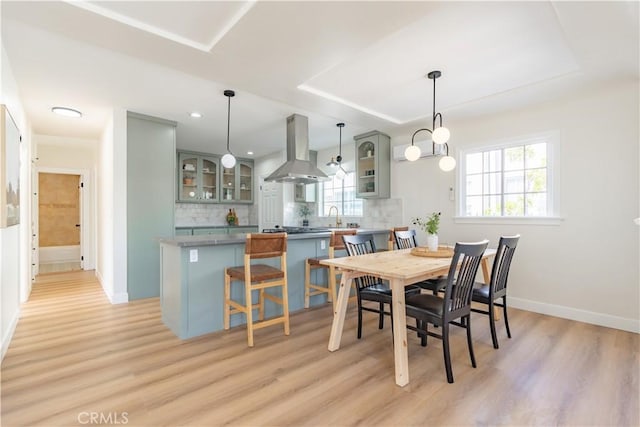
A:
392,140,446,161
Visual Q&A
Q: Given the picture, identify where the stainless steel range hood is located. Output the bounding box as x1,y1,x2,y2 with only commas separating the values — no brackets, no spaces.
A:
264,114,330,184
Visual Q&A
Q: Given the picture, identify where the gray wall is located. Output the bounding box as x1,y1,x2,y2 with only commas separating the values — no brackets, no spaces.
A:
127,112,176,300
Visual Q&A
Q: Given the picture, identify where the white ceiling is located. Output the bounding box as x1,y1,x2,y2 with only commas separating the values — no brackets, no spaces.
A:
1,1,638,157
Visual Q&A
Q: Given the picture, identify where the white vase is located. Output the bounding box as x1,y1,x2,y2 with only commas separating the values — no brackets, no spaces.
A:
427,234,439,251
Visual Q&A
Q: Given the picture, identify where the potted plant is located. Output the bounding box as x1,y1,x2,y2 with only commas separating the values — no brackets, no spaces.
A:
298,204,312,227
412,211,441,251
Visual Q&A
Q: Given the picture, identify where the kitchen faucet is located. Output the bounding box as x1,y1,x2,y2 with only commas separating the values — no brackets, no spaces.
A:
328,205,342,228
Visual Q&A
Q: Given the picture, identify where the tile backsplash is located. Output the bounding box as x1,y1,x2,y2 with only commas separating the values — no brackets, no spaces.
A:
175,203,258,226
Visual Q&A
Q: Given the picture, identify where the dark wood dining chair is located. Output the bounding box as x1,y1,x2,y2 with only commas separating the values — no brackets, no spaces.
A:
342,234,420,339
394,229,447,295
471,235,520,349
404,240,489,383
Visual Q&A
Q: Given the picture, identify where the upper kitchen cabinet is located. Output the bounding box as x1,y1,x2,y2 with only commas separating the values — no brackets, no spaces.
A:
222,160,254,203
177,151,219,203
355,131,390,199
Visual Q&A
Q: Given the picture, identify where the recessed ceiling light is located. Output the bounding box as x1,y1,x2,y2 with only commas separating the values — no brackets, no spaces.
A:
247,151,254,155
51,107,82,118
190,112,202,118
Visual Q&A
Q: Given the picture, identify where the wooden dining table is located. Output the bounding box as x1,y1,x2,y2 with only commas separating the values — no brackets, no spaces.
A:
321,247,496,387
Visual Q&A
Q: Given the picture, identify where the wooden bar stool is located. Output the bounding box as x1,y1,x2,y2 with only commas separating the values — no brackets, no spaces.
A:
304,229,356,310
224,233,289,347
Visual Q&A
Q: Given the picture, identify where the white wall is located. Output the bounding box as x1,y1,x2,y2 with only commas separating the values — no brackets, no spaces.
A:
391,79,639,332
96,109,128,303
1,44,30,359
35,137,97,270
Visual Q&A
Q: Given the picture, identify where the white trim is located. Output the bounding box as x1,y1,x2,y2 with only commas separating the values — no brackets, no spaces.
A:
1,308,20,361
453,216,564,226
36,167,93,270
456,130,561,218
95,269,129,305
509,297,639,334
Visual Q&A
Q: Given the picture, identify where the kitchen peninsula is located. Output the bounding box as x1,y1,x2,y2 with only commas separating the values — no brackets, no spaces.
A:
159,229,389,339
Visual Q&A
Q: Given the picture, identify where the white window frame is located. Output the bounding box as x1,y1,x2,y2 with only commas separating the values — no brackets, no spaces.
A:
454,131,562,225
318,171,364,218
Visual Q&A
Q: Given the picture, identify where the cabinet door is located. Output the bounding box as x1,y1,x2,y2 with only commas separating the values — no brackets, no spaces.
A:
221,160,253,203
238,161,253,203
355,132,390,199
221,166,236,202
178,153,199,201
356,137,378,197
201,156,219,201
193,228,228,235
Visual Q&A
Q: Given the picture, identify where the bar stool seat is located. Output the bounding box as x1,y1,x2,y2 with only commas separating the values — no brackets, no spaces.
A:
304,230,357,310
224,233,289,347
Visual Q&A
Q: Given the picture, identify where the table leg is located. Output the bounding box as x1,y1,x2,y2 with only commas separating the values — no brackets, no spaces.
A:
328,271,354,351
391,278,409,387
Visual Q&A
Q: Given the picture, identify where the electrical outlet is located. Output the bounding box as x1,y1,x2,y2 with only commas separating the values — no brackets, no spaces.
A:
189,249,198,263
320,240,326,250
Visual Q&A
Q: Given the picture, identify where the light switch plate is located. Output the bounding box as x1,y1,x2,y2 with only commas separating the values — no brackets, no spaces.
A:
320,240,326,250
189,249,198,262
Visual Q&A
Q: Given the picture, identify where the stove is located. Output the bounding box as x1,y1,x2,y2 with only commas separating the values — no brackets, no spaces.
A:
262,226,331,234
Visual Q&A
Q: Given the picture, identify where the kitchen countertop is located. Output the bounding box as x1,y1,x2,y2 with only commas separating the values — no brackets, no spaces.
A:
175,224,259,229
160,228,388,247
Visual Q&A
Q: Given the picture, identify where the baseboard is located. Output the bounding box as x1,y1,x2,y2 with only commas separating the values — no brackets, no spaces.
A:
509,297,639,334
95,269,128,305
1,308,20,361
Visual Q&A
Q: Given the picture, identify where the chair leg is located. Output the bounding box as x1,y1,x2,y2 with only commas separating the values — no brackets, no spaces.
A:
223,271,231,330
442,323,454,383
378,301,384,329
357,296,363,339
259,288,265,321
489,299,499,349
503,296,512,339
245,281,254,347
419,320,427,347
304,261,311,309
465,315,476,368
282,280,290,336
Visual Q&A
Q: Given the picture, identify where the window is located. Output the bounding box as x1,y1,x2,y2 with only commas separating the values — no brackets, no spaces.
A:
319,172,363,217
459,135,556,219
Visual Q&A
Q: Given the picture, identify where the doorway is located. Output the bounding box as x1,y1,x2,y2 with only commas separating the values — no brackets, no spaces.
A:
37,172,83,274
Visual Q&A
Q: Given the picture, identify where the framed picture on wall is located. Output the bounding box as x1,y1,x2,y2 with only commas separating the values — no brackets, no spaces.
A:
1,104,21,228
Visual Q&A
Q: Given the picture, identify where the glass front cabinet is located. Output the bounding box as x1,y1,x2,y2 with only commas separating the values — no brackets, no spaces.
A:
178,152,220,202
354,131,391,199
178,151,254,204
222,160,254,204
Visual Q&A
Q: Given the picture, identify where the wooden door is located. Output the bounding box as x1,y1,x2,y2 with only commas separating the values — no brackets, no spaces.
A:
38,173,80,247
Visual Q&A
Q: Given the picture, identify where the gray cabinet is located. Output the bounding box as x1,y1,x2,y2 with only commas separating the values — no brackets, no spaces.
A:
178,151,219,202
176,226,259,236
354,131,390,199
221,160,254,204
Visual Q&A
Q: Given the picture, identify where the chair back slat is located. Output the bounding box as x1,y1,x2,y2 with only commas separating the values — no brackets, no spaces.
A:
388,226,409,250
342,234,380,290
443,241,488,314
490,235,520,295
245,233,287,259
394,229,418,250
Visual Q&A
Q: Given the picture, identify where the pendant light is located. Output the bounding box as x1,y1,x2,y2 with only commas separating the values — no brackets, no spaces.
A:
335,123,346,180
326,157,339,167
405,71,456,171
221,89,236,169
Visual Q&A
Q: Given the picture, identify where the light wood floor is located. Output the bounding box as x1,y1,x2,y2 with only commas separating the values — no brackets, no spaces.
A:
1,271,638,426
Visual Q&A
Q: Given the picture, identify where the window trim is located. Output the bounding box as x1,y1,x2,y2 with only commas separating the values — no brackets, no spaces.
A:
455,131,561,224
318,171,364,218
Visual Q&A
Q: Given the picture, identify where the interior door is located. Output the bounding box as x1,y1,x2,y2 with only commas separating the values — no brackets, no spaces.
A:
259,178,283,230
